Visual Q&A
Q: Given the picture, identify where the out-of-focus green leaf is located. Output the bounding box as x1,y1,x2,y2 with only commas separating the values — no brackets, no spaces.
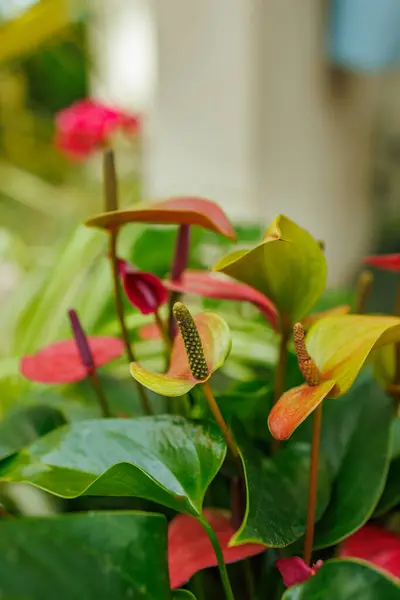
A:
0,511,171,600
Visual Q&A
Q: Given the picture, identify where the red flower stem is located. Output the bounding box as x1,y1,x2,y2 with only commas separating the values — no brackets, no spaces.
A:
67,309,111,418
109,230,152,415
168,224,191,340
102,150,151,415
198,515,236,600
303,401,323,565
201,381,239,459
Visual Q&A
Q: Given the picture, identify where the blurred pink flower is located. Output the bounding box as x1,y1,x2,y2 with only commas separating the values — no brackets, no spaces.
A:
118,259,168,315
55,99,140,159
276,557,323,588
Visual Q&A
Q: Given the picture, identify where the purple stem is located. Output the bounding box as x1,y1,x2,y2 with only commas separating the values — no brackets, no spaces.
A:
68,309,94,371
168,224,191,340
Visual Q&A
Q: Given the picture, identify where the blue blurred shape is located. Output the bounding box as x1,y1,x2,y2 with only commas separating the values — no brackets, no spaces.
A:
329,0,400,71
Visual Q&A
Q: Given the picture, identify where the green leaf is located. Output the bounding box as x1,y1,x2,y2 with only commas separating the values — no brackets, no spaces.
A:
0,405,66,461
282,559,400,600
0,511,171,600
232,436,332,547
375,457,400,516
0,416,226,516
314,379,393,547
172,593,197,599
214,215,327,324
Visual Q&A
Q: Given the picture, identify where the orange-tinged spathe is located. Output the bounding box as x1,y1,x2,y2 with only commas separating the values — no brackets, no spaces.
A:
269,315,400,440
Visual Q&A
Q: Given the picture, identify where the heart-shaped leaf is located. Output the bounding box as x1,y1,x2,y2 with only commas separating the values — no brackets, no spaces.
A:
165,270,278,330
340,525,400,580
282,559,400,599
0,405,66,461
313,378,393,547
214,215,327,325
0,511,171,600
0,416,226,516
269,315,400,439
85,197,236,239
130,312,231,396
168,508,265,588
232,436,332,547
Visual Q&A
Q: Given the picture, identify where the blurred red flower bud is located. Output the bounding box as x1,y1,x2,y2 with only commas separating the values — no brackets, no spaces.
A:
364,254,400,272
276,557,323,588
118,259,168,315
55,99,140,160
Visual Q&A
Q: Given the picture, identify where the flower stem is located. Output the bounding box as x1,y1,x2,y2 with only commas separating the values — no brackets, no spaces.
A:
271,328,290,453
87,369,111,417
201,381,239,458
199,516,236,600
67,309,111,418
168,224,191,340
303,401,323,565
108,229,152,415
355,269,373,314
154,309,171,365
103,149,118,211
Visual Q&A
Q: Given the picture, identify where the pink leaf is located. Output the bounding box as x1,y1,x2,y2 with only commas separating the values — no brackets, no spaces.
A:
168,509,266,588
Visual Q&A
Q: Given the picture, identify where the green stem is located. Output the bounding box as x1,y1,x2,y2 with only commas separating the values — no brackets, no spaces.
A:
200,516,236,600
303,401,323,565
271,328,289,453
88,370,111,417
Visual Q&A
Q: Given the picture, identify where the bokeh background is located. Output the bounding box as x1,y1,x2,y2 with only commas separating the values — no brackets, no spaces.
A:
1,1,400,449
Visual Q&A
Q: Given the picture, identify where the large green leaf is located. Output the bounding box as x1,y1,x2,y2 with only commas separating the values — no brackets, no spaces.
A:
282,559,400,600
0,405,66,461
0,416,226,516
314,379,393,547
214,215,327,325
0,511,171,600
232,437,331,548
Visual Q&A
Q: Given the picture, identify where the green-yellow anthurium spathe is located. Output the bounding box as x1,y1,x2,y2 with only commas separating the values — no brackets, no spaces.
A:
213,215,327,328
130,311,231,396
268,314,400,440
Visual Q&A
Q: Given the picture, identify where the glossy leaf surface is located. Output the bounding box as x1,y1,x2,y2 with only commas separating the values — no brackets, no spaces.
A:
166,270,278,330
0,511,171,600
0,416,226,516
314,379,393,547
85,197,236,239
233,438,331,547
214,215,326,324
0,405,66,461
282,559,400,599
168,509,265,588
130,312,231,396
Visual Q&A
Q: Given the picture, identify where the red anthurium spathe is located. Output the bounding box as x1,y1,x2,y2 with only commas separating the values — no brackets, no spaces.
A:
20,337,124,384
55,99,140,160
268,314,400,440
276,557,323,588
166,270,278,330
85,196,236,240
118,259,168,315
364,254,400,272
168,509,265,588
340,525,400,580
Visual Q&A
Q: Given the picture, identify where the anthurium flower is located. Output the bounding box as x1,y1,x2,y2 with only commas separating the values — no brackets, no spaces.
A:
55,99,140,160
165,270,278,330
168,509,266,588
20,337,124,384
364,254,400,272
117,259,168,315
85,196,236,240
276,557,323,588
213,215,326,327
268,315,400,440
130,306,231,396
340,525,400,580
